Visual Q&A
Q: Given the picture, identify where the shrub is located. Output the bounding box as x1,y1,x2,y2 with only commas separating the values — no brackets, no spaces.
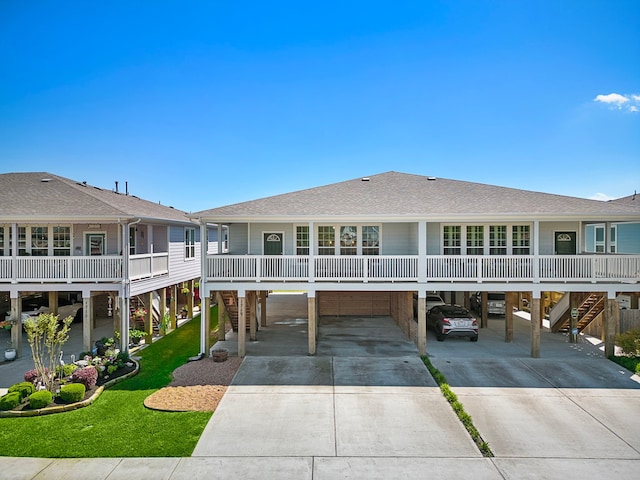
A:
24,368,50,384
616,329,640,356
8,382,36,400
28,390,53,409
0,392,22,411
70,366,98,390
55,363,78,378
59,383,86,403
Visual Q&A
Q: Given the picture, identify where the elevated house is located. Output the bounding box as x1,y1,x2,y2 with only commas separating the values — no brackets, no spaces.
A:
192,172,640,358
0,172,220,356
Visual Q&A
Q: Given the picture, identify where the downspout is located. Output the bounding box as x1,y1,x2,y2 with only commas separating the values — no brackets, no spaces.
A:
120,218,141,351
200,220,208,356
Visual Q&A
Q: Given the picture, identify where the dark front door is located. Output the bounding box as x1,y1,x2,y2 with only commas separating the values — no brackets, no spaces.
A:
555,231,576,255
263,232,283,255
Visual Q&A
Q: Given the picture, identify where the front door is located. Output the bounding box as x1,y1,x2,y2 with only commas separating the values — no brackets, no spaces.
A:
555,231,576,255
86,233,106,256
263,232,283,255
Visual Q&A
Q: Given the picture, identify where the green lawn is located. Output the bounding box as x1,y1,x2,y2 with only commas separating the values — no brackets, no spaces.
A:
0,309,218,458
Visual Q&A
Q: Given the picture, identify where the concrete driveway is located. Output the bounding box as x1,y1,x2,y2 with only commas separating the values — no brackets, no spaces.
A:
4,293,640,479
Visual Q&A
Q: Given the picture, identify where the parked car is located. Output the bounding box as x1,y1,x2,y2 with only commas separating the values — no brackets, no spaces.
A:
428,305,479,341
413,293,447,318
470,292,506,315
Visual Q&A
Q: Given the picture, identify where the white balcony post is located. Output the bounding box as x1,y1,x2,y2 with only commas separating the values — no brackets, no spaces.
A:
418,221,427,283
533,220,540,283
308,221,315,282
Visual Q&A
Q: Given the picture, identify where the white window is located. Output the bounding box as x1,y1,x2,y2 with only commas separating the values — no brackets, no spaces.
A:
340,226,357,255
52,226,71,256
489,225,507,255
318,226,335,255
610,225,617,253
512,225,530,254
466,226,484,255
443,226,461,255
595,225,605,253
296,226,309,255
185,227,196,259
362,226,380,255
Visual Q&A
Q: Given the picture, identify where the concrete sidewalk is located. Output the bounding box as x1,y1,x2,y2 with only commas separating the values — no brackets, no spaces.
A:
2,293,640,479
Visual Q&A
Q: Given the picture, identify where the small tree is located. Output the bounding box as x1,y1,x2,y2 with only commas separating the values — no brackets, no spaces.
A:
23,313,73,392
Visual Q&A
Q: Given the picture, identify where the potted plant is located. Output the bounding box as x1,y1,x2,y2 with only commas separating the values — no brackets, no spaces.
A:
4,341,16,361
95,336,114,356
180,306,189,319
128,329,147,345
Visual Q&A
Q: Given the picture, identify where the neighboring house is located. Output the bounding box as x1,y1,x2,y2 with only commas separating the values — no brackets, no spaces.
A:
0,172,216,355
191,171,640,358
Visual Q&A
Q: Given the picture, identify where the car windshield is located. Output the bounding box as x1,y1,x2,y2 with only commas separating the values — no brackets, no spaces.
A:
426,295,443,302
487,293,505,301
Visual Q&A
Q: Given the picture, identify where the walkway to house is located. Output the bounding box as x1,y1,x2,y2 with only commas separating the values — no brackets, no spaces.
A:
3,292,640,479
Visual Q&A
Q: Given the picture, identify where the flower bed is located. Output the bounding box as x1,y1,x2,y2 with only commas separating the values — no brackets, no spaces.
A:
0,353,139,417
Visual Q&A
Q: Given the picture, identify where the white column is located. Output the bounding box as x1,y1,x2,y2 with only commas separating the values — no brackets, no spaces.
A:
418,221,427,283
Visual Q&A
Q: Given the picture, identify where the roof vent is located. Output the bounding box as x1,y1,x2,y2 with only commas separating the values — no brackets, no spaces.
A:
427,176,437,181
361,177,370,182
40,178,51,183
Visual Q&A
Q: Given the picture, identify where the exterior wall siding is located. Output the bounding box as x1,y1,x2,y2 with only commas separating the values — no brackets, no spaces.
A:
539,221,580,255
426,222,441,255
228,224,248,254
74,223,120,255
381,223,417,255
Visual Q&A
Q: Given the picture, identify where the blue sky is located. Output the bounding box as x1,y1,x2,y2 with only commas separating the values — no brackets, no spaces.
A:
1,1,638,213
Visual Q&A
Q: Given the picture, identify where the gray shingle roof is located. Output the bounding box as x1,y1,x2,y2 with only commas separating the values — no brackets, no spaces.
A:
0,172,192,223
192,171,640,221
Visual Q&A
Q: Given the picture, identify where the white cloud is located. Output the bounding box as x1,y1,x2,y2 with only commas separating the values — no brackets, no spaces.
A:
594,92,640,113
589,192,615,201
594,93,629,105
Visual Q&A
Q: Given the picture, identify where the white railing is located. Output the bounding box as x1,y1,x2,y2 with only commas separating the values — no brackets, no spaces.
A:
206,254,640,284
0,253,171,283
129,253,170,280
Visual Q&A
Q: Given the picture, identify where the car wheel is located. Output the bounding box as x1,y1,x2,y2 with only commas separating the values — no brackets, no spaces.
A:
470,336,478,342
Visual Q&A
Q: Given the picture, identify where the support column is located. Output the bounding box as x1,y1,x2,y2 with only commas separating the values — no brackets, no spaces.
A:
505,292,515,342
48,291,58,315
82,294,92,353
308,294,317,355
481,291,489,328
604,294,619,358
569,292,579,344
10,295,22,357
169,284,178,329
260,291,268,327
238,292,246,357
530,294,541,358
120,295,129,352
202,295,211,355
417,294,427,356
144,291,153,344
159,287,167,333
216,292,226,341
187,280,194,316
249,291,257,341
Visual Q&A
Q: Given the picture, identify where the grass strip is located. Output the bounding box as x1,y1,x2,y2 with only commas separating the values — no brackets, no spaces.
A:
0,308,218,458
421,356,494,457
608,355,640,375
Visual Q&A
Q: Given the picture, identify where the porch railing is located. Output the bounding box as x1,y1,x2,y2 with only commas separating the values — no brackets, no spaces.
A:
206,254,640,284
0,252,170,283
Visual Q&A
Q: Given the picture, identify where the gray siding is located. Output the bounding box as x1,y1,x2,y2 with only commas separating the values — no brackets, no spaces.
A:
229,224,249,254
539,221,580,255
381,223,417,255
426,222,441,255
